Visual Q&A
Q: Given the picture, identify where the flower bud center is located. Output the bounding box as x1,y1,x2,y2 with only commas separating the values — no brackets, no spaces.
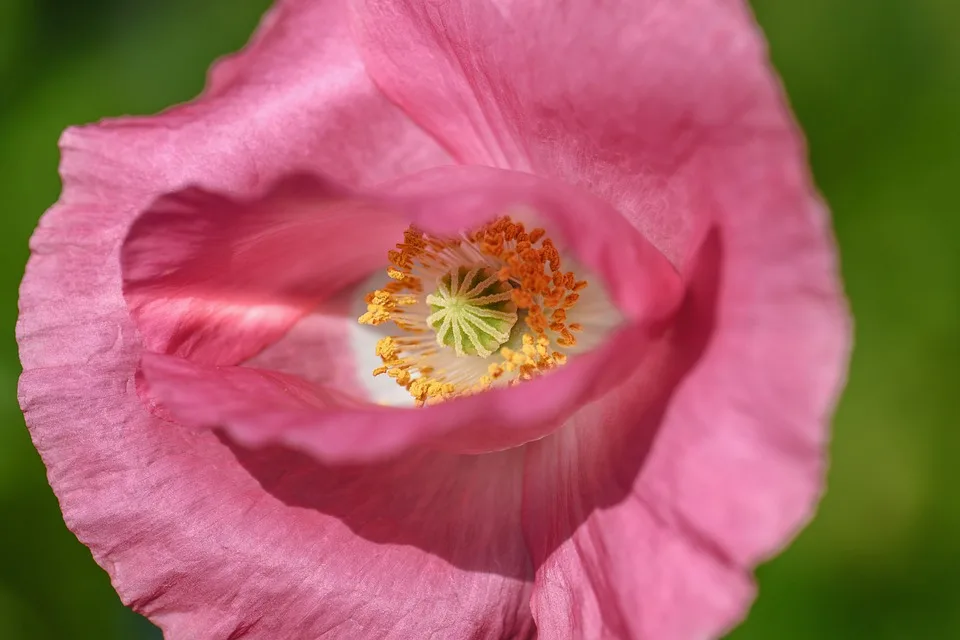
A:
425,266,518,357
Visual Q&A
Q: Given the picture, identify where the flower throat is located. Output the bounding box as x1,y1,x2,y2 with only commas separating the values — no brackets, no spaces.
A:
358,216,587,405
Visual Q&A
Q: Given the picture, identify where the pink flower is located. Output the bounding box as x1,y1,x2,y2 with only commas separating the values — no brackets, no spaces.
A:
17,0,848,638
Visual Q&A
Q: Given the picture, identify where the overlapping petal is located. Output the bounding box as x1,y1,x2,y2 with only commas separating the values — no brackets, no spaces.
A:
15,0,550,637
353,0,849,636
122,175,406,365
352,0,780,263
17,0,849,638
20,136,530,640
135,165,683,460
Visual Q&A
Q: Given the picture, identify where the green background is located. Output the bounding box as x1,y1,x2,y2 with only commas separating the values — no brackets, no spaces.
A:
2,0,957,637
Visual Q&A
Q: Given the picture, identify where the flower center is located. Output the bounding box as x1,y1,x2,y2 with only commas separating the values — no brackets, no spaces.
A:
358,216,589,405
426,266,518,357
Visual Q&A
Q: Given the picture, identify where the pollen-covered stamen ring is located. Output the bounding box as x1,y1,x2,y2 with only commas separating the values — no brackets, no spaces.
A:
358,216,596,405
426,265,518,357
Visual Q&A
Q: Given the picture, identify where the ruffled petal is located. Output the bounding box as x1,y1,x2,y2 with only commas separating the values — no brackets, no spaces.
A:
353,0,847,635
16,1,552,636
353,0,783,263
30,0,449,366
139,165,684,462
62,0,448,210
19,142,534,640
358,0,848,640
21,359,534,638
519,64,849,640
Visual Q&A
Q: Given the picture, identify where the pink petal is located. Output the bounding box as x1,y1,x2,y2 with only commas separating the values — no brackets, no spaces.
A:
526,47,846,640
351,0,847,635
122,174,406,365
21,360,534,637
15,1,556,635
524,188,845,638
19,140,533,640
353,0,783,263
59,0,448,209
139,165,684,462
34,0,449,373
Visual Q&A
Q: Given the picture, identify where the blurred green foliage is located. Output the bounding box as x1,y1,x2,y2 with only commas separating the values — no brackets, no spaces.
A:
1,0,956,638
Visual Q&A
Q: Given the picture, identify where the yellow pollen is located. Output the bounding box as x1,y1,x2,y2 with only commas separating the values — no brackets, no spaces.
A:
358,216,589,405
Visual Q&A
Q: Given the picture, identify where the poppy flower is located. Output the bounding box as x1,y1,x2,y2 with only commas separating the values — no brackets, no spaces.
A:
17,0,848,638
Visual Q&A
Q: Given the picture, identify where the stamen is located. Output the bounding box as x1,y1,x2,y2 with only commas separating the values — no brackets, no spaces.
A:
357,216,592,405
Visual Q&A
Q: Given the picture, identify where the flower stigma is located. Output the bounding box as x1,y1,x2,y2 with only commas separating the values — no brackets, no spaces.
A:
358,216,589,406
427,266,518,357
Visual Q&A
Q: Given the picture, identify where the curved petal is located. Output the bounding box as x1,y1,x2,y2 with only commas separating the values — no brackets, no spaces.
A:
520,76,850,640
352,0,782,263
139,166,684,462
70,0,449,207
122,174,406,365
18,134,533,640
353,1,848,635
21,366,534,638
39,0,450,373
15,1,550,636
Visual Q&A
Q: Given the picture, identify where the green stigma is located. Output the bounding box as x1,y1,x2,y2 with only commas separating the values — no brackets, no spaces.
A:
425,265,518,357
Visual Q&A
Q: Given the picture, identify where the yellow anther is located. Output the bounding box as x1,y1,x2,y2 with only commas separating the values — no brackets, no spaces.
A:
409,378,429,398
375,337,398,359
358,307,391,325
556,333,577,347
388,369,412,386
359,215,589,404
522,342,538,359
370,290,392,304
